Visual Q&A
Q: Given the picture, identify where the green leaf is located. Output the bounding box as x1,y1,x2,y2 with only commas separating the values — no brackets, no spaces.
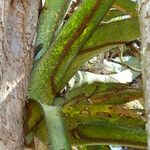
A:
40,104,71,150
113,0,138,17
103,9,129,22
27,0,115,136
27,104,146,148
28,0,114,104
74,121,146,148
58,18,140,89
113,56,141,80
84,145,110,150
25,103,71,149
34,0,71,61
63,82,143,105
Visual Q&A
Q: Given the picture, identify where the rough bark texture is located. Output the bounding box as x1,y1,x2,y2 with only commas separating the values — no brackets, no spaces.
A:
138,0,150,149
0,0,40,149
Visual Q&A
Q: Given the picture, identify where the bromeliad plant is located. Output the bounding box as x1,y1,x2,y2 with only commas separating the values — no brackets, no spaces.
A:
25,0,147,149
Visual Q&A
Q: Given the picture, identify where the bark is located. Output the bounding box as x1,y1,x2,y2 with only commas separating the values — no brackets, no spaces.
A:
138,0,150,149
0,0,40,149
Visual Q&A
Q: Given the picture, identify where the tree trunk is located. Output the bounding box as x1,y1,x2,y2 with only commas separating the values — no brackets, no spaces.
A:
0,0,40,149
138,0,150,149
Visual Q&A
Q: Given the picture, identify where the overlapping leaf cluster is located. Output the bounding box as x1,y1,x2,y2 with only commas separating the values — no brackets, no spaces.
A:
26,0,146,149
